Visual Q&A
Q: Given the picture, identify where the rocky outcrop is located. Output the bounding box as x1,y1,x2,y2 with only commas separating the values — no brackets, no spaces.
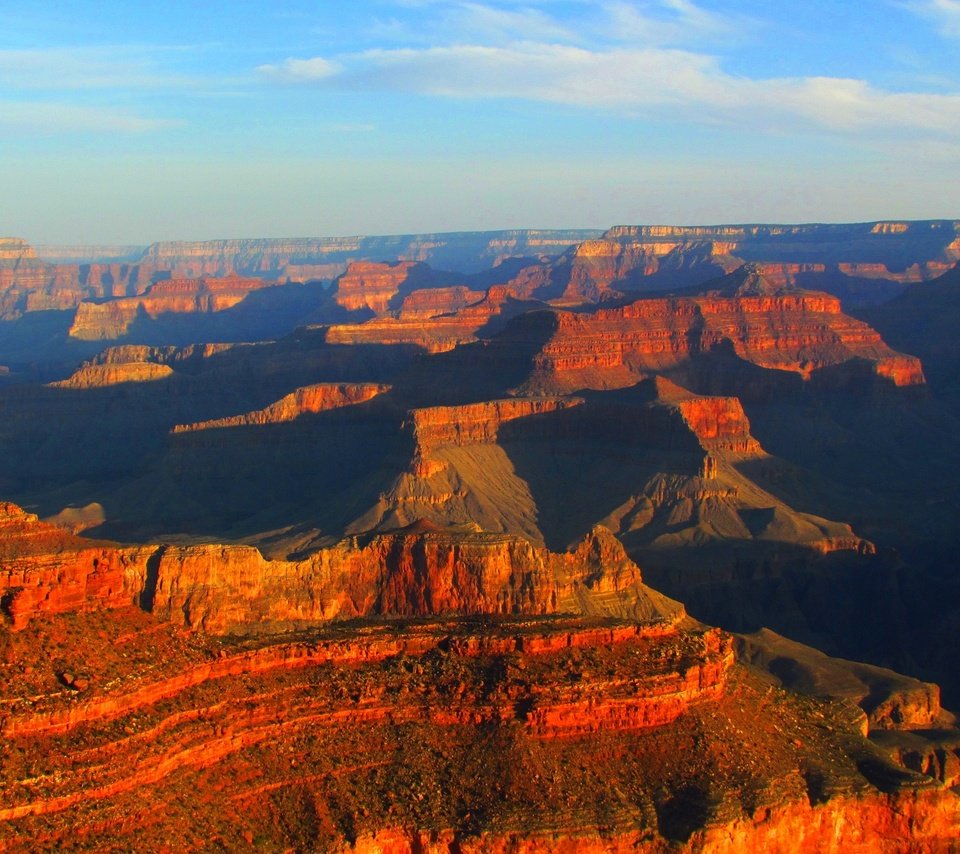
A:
561,236,740,301
0,503,152,630
331,261,441,315
737,629,949,732
50,343,239,388
325,283,544,353
140,523,655,633
396,286,486,318
49,361,175,388
171,383,390,433
68,276,278,340
0,500,657,633
511,285,925,394
407,398,583,458
652,377,764,455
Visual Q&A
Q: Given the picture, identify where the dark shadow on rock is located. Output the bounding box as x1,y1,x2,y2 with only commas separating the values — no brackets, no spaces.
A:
139,546,165,612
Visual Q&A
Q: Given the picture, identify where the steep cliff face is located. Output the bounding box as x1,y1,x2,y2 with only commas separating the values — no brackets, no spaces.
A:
407,398,583,457
135,524,656,633
561,237,740,301
0,503,152,630
331,261,445,315
511,284,924,394
860,262,960,395
396,286,486,318
0,500,655,633
68,276,278,340
133,230,597,279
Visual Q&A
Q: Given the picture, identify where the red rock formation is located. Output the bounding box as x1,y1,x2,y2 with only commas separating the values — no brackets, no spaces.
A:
0,503,151,630
325,283,543,353
171,383,390,433
332,261,427,314
561,236,740,302
0,604,955,851
514,289,924,394
67,275,277,339
407,398,583,457
396,286,486,319
49,361,174,388
564,222,960,304
654,378,763,454
0,499,658,633
50,342,241,388
139,524,657,633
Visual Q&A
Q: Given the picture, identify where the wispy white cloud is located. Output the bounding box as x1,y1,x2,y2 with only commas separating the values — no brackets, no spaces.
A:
901,0,960,37
601,0,749,46
258,41,960,137
257,56,340,81
0,102,178,134
361,0,747,49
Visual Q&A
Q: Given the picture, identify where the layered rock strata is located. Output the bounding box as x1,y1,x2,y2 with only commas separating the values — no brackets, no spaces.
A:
68,276,277,340
0,501,656,633
511,288,924,394
0,608,956,852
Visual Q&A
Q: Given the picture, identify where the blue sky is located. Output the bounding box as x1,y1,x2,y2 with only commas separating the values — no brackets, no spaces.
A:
2,0,959,243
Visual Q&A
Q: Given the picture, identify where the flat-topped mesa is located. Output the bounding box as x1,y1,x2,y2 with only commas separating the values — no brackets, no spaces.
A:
171,382,391,433
0,503,152,630
136,230,599,278
596,222,960,293
49,362,174,388
68,275,277,340
695,294,925,382
514,285,925,393
407,397,584,458
89,342,238,366
603,220,960,241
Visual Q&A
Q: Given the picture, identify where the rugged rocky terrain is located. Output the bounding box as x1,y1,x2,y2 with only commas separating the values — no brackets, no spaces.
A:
1,501,958,851
2,222,960,849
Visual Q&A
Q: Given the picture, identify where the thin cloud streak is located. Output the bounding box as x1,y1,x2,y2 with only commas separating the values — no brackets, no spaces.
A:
259,42,960,137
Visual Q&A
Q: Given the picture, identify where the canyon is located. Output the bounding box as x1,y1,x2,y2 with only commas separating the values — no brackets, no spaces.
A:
1,222,959,850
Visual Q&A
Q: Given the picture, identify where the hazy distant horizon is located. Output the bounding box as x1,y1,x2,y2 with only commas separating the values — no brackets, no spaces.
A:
17,217,960,253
